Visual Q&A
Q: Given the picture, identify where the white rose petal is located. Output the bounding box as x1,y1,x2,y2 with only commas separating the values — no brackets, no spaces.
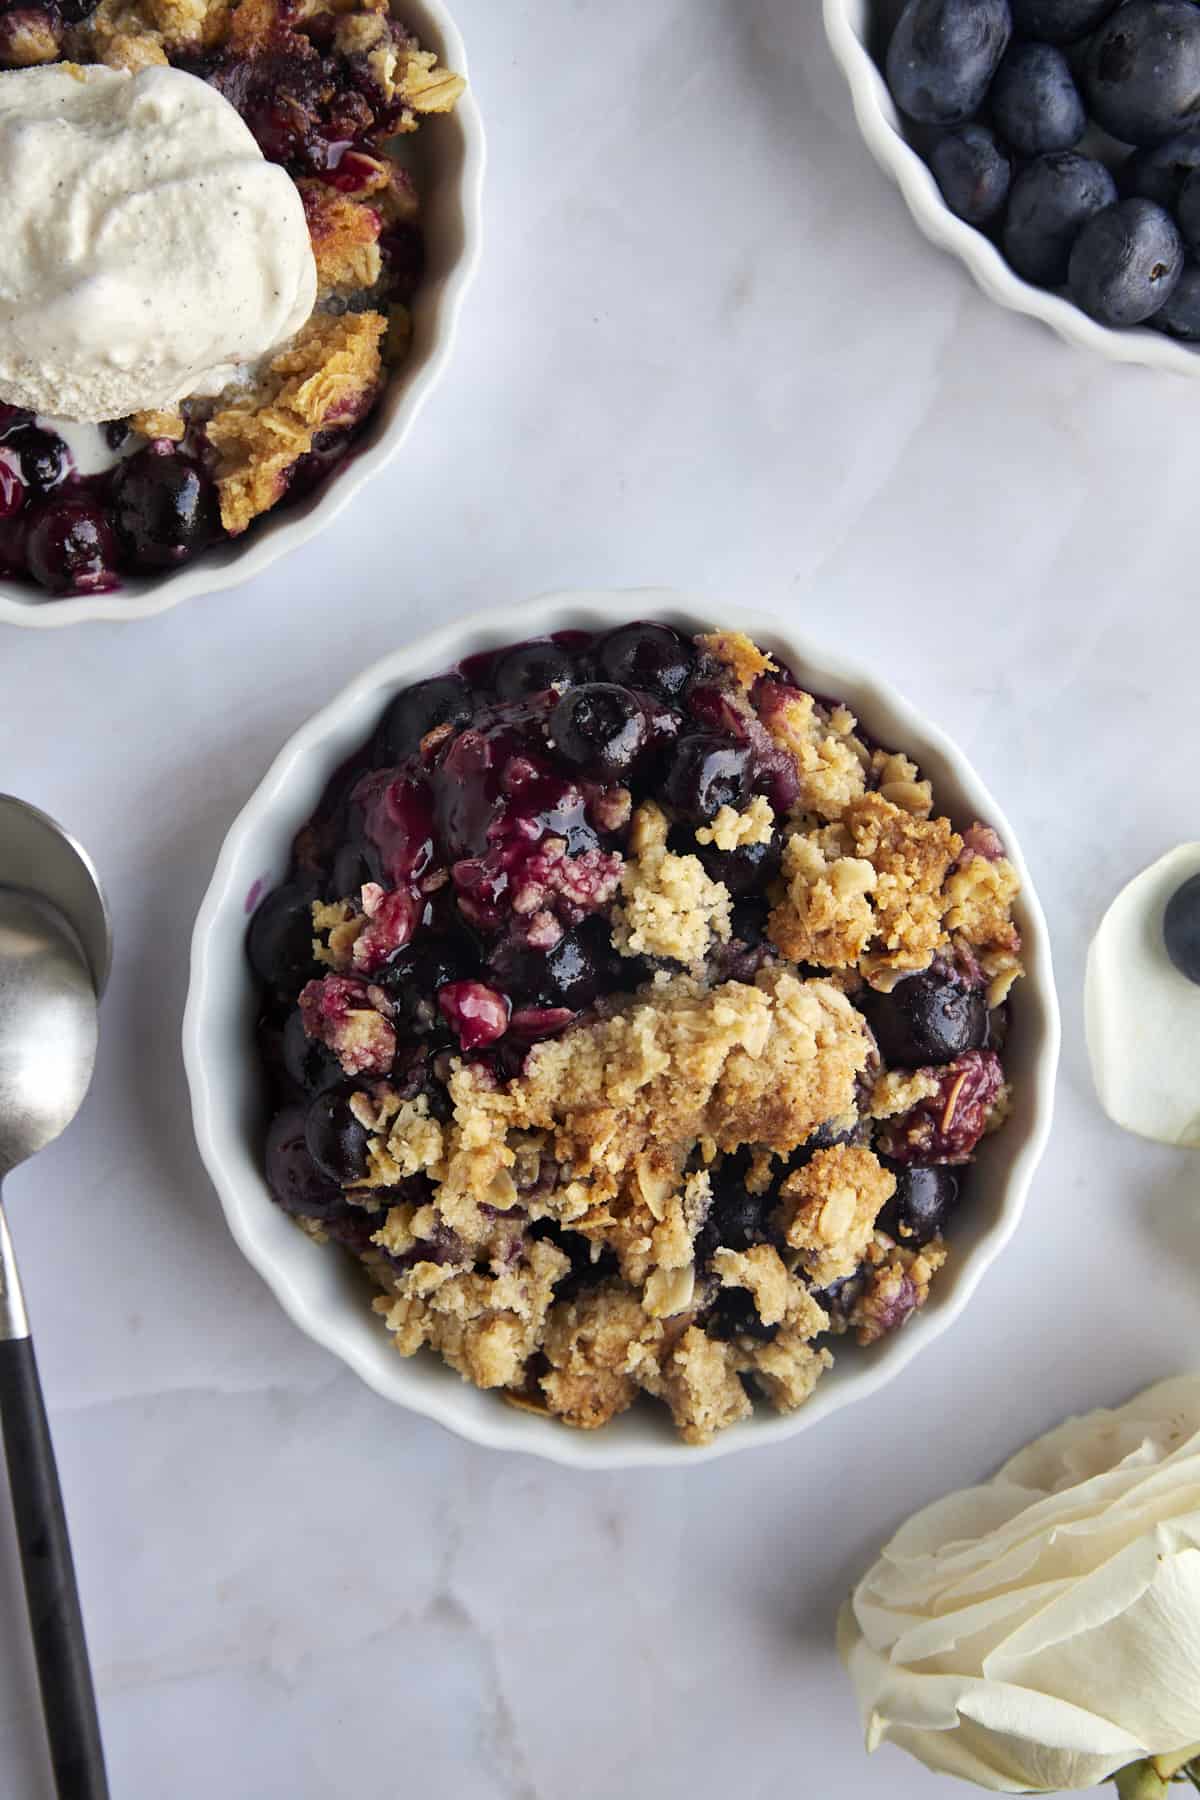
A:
840,1377,1200,1793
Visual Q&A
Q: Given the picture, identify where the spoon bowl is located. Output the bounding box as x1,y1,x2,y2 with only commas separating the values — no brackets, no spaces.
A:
0,891,98,1179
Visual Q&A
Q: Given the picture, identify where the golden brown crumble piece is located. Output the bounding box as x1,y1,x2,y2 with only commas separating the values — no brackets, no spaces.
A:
298,181,383,297
131,407,185,442
942,832,1024,1005
712,1244,791,1327
741,1280,833,1413
850,1240,947,1345
695,795,774,852
696,630,777,691
4,10,63,60
869,1067,940,1120
768,827,878,968
760,688,869,820
540,1283,663,1429
649,1327,752,1444
870,749,933,820
375,1237,570,1391
776,1144,896,1286
611,810,732,967
847,793,961,984
206,312,385,533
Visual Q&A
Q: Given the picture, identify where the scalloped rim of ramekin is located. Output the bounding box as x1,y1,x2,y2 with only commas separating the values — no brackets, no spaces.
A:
183,587,1061,1470
823,0,1200,376
0,0,485,629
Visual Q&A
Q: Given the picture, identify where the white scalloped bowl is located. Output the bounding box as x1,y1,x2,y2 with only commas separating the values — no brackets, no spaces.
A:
824,0,1200,374
183,588,1061,1469
0,0,484,630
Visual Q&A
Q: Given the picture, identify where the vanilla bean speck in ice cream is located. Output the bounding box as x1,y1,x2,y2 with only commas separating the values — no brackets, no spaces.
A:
0,63,318,423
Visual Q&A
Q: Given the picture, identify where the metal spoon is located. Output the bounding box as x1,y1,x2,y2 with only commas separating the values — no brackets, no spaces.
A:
0,796,111,1800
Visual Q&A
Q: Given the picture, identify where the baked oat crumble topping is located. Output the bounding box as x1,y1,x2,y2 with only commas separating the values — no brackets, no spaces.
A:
251,624,1025,1443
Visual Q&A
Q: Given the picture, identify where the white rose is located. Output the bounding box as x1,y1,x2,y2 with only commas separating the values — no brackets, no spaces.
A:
839,1377,1200,1793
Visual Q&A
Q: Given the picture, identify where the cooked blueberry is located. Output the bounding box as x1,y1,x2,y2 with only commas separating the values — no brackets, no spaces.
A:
1163,872,1200,983
876,1164,960,1246
729,897,770,947
377,674,472,761
330,841,377,896
282,1009,343,1095
1084,1,1200,147
693,832,782,898
1152,261,1200,336
247,879,321,992
491,639,577,700
707,1287,778,1342
265,1106,346,1219
1068,199,1182,324
551,683,648,778
10,427,67,495
110,446,218,569
886,0,1012,126
594,623,695,701
1176,167,1200,254
930,125,1011,224
1003,151,1118,285
991,41,1085,155
24,497,118,596
304,1087,370,1184
694,1153,775,1267
488,928,600,1010
377,935,472,1031
1011,0,1119,42
664,735,753,823
1123,130,1200,209
857,971,988,1066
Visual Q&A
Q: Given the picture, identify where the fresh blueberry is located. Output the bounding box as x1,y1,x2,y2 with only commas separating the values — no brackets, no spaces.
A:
663,735,753,823
304,1087,370,1184
1003,151,1118,285
282,1008,344,1095
886,0,1012,126
875,1164,960,1246
991,41,1086,155
491,639,577,701
1122,130,1200,210
1068,198,1183,324
10,427,67,495
247,879,321,993
24,497,118,596
551,683,648,778
1164,872,1200,983
1011,0,1119,43
857,971,989,1066
594,622,695,701
707,1286,779,1342
1151,260,1200,336
1176,166,1200,253
930,124,1012,224
265,1106,346,1219
1084,1,1200,147
110,446,219,569
377,674,472,761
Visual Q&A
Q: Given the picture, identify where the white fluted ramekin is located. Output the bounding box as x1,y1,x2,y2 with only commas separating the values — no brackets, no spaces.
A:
0,0,484,629
183,587,1061,1468
824,0,1200,375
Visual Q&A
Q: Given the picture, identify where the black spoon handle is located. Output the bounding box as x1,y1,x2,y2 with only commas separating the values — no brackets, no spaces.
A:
0,1335,109,1800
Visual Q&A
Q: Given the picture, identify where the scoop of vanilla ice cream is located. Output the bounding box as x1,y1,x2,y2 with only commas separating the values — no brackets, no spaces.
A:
0,64,318,422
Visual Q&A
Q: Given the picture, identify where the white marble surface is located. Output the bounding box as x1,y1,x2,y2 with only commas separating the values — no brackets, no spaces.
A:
3,2,1200,1794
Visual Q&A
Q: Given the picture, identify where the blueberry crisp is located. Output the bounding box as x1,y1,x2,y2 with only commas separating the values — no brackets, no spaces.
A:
250,625,1025,1443
0,0,462,596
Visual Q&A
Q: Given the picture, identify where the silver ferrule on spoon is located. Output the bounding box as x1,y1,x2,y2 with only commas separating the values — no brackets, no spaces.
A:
0,1200,30,1341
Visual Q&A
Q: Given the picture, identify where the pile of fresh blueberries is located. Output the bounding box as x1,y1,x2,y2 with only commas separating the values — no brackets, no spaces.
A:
249,623,1000,1324
885,0,1200,335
